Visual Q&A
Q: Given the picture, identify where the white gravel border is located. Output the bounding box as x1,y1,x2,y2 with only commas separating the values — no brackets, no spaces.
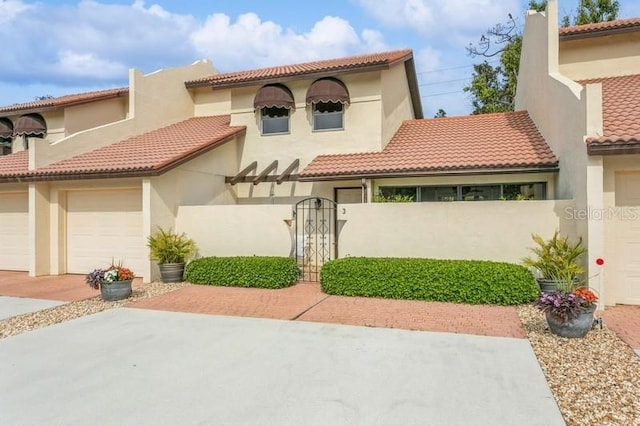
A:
518,305,640,426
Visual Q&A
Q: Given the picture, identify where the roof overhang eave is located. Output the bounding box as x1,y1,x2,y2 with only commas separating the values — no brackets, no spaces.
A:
587,141,640,155
559,25,640,41
298,165,560,182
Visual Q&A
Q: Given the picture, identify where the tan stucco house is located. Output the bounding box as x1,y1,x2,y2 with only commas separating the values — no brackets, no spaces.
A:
0,0,638,306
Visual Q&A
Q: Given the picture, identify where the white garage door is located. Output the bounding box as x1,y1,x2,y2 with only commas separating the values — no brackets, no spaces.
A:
614,173,640,305
0,192,29,271
66,189,146,275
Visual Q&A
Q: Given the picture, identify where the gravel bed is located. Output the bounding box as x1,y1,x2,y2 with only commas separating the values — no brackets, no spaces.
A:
518,305,640,426
0,281,190,340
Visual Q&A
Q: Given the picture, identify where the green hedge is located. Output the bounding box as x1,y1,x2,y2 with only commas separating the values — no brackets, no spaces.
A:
320,257,539,305
184,256,298,289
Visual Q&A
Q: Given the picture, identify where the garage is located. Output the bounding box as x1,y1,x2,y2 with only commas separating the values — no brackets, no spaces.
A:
613,172,640,305
66,189,146,275
0,192,29,271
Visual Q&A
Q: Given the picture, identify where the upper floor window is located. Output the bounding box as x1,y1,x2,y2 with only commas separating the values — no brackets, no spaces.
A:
254,84,294,135
306,78,349,131
313,102,344,131
0,118,13,155
261,106,290,134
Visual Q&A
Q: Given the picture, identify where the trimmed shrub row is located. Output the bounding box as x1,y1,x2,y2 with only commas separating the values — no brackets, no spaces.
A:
185,256,298,289
320,257,539,305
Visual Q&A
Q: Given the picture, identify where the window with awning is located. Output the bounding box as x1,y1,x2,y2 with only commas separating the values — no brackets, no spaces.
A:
0,118,13,142
254,84,294,135
13,113,47,137
306,78,349,131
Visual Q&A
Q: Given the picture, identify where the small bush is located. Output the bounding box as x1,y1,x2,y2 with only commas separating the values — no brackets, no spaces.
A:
320,257,539,305
185,256,298,289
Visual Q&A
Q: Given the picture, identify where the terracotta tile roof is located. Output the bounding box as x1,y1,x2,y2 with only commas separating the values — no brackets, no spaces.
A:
0,151,28,177
581,74,640,146
300,111,557,180
0,116,245,181
185,49,413,88
559,17,640,38
0,88,129,115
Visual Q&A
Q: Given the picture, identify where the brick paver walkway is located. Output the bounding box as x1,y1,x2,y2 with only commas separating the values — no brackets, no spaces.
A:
130,283,328,320
130,283,527,338
0,271,142,302
602,304,640,351
2,271,639,346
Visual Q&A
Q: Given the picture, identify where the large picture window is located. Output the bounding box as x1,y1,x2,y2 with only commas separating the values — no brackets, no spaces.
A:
377,182,547,202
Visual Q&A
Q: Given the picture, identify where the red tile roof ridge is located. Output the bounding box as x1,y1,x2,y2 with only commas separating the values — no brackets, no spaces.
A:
559,17,640,37
0,87,129,114
186,49,413,87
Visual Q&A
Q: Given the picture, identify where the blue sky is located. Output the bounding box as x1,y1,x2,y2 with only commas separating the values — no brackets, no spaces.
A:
2,0,639,117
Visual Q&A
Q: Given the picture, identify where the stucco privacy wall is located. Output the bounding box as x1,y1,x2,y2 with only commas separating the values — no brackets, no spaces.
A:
30,61,216,169
176,205,293,258
176,201,576,266
338,200,576,263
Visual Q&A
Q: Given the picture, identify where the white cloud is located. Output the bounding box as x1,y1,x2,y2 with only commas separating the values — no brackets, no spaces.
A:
190,13,388,70
0,0,32,24
54,50,128,79
355,0,521,45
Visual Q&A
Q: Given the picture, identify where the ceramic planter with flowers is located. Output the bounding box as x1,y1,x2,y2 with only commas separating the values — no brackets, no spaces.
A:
535,287,599,338
86,264,135,301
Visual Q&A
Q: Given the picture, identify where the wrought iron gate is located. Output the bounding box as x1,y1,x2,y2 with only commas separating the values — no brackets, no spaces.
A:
294,197,337,281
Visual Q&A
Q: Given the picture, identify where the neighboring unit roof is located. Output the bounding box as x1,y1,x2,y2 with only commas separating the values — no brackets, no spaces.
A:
582,74,640,154
0,115,246,181
559,17,640,39
185,49,413,88
300,111,558,180
0,87,129,115
0,151,28,177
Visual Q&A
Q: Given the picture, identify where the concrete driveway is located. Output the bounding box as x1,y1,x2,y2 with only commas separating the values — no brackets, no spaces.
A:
1,308,564,426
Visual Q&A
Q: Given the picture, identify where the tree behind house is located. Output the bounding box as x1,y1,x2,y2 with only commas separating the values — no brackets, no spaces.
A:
464,0,619,115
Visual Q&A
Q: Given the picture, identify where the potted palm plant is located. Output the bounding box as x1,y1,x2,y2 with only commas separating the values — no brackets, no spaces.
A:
522,230,586,292
147,227,197,283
